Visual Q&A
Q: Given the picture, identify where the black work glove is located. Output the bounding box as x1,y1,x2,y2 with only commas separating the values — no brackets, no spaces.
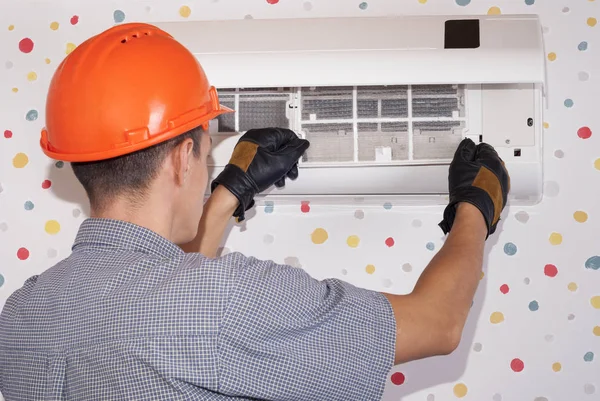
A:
439,138,510,238
211,128,310,221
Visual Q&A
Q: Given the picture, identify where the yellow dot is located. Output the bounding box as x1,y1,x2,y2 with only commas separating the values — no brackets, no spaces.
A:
27,71,37,81
568,282,578,292
44,58,51,64
594,158,600,170
365,264,376,274
50,21,59,30
490,311,504,324
547,52,557,61
591,296,600,309
588,17,597,27
594,326,600,336
453,383,468,398
179,5,191,18
12,153,29,168
11,87,18,93
45,220,61,235
418,0,427,3
543,122,550,129
8,24,14,31
65,42,76,54
549,232,562,245
552,362,562,372
488,6,501,15
573,211,588,223
311,228,328,244
346,235,360,248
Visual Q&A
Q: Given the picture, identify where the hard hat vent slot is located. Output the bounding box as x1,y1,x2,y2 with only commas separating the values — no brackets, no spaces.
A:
120,32,150,44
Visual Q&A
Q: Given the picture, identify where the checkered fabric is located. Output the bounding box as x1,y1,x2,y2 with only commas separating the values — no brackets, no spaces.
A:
0,218,395,401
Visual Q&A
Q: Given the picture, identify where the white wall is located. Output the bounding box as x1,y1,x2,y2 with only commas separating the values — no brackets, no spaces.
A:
1,0,599,400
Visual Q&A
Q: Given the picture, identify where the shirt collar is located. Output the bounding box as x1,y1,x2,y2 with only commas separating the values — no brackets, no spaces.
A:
72,218,185,259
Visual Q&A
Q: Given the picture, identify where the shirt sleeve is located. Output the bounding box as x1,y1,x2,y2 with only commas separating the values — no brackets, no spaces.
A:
217,253,396,401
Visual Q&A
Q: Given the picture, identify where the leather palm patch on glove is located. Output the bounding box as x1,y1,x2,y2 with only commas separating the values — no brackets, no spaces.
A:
211,128,310,221
439,138,511,238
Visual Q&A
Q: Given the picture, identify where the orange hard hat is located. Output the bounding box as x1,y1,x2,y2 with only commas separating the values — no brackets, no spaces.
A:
40,22,233,162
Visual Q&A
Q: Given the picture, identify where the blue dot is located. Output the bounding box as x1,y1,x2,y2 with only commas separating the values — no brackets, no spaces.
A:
504,242,517,256
55,161,64,168
264,201,274,214
524,0,535,5
26,109,38,121
426,242,435,251
564,99,574,108
578,41,588,51
584,352,594,362
455,0,471,6
383,202,392,210
528,300,539,311
585,256,600,271
24,201,34,211
359,2,368,10
0,273,4,288
113,10,126,23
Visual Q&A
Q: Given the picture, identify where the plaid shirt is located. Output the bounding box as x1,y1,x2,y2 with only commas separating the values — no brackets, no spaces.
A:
0,218,395,401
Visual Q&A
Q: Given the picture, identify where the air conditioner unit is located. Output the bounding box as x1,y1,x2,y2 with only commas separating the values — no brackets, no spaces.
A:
155,14,545,206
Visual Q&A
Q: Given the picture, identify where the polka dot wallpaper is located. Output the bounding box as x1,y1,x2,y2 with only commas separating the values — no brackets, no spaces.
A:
0,1,598,400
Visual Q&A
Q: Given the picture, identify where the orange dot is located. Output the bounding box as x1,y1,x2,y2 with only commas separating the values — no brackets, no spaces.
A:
365,264,376,274
488,6,501,15
588,17,597,27
547,52,557,61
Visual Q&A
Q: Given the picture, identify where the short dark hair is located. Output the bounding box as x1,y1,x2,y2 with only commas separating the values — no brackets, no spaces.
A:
72,126,203,212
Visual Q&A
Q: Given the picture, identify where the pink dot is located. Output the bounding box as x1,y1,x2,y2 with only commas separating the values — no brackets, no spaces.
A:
266,0,279,3
18,38,34,53
544,264,558,277
390,372,405,385
4,130,12,139
510,358,524,372
17,247,30,260
70,15,79,25
300,201,310,213
41,180,52,189
500,284,510,294
385,237,395,247
577,126,592,139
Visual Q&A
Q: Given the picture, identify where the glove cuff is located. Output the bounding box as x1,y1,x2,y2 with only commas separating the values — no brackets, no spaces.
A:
439,186,496,239
211,164,258,221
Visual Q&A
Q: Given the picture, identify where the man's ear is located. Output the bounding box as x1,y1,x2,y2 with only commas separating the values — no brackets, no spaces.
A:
173,138,195,186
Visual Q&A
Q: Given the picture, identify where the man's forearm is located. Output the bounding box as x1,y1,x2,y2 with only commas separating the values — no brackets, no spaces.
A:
179,186,238,257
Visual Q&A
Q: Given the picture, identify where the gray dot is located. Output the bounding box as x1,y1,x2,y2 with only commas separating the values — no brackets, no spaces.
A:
568,313,575,321
402,263,412,272
284,256,301,268
263,234,274,244
0,222,7,232
5,60,13,69
427,395,435,401
584,383,595,395
303,1,313,10
473,342,483,352
382,278,393,288
0,183,3,194
542,26,550,34
578,71,590,81
217,247,230,257
72,208,81,218
515,211,529,223
426,242,435,251
412,219,422,228
545,334,554,342
354,210,364,220
524,277,531,285
493,394,502,401
562,7,570,13
341,269,348,275
47,248,57,258
243,14,253,19
554,150,564,158
145,6,152,12
544,181,560,197
534,398,549,401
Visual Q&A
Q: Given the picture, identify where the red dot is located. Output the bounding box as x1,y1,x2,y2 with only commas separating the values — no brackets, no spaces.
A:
70,15,79,25
301,201,310,213
544,264,558,277
17,247,30,260
41,179,52,189
266,0,279,3
4,130,12,139
18,38,34,53
385,237,395,247
510,358,524,372
577,126,592,139
500,284,510,294
390,372,405,385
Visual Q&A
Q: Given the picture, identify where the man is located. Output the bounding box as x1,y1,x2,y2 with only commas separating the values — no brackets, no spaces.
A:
0,23,509,401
